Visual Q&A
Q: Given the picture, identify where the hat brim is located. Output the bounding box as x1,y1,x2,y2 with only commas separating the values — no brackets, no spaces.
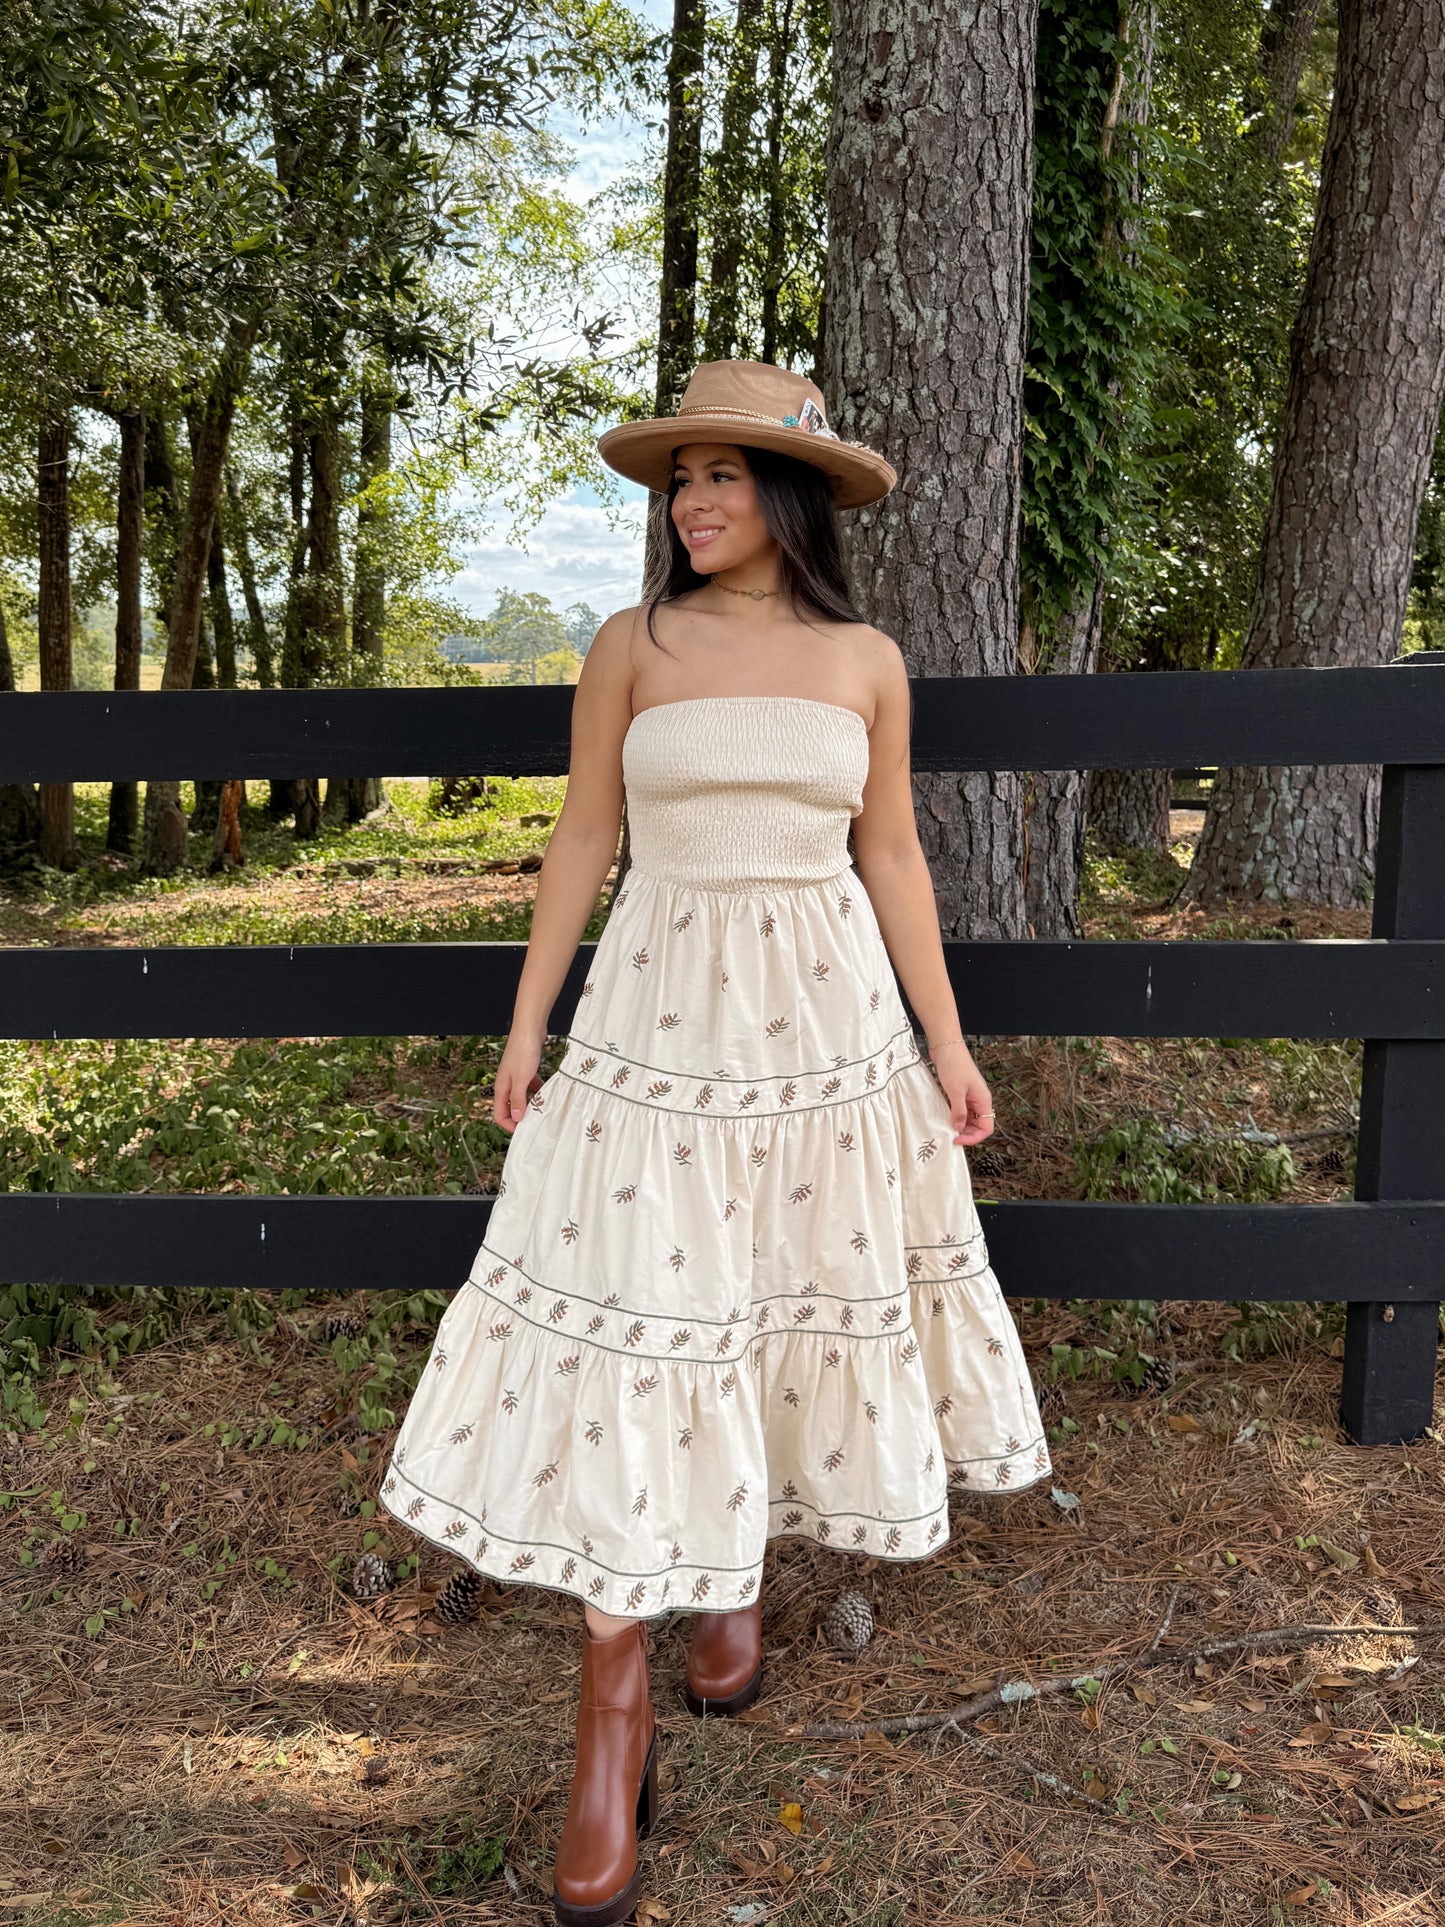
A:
596,415,896,510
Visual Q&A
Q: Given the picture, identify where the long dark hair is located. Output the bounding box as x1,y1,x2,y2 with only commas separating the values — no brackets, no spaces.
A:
643,444,866,651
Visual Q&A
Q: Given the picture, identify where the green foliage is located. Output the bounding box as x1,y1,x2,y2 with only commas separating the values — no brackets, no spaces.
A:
1074,1114,1296,1203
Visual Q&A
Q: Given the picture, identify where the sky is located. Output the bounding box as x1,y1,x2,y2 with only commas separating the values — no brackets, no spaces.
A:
453,0,672,624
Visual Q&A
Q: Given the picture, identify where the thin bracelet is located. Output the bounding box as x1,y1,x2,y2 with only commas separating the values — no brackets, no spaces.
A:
926,1034,964,1051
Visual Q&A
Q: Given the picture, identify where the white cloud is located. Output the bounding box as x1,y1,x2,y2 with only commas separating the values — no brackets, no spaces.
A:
455,490,649,618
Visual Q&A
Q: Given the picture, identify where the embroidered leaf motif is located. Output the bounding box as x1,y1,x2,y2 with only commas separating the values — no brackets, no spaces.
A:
864,1060,878,1087
585,1419,604,1445
514,1285,532,1307
932,1296,945,1316
668,1327,693,1350
899,1338,920,1365
560,1219,580,1245
927,1519,944,1542
837,891,852,918
555,1355,580,1377
783,1388,800,1408
582,1534,594,1554
673,908,694,931
449,1423,474,1444
759,911,776,937
613,1182,638,1204
532,1462,560,1486
801,1279,820,1297
668,1246,688,1271
813,958,831,981
764,1015,790,1039
585,1117,602,1139
588,1576,605,1598
837,1131,856,1152
840,1305,855,1329
815,1519,832,1541
880,1303,902,1327
788,1181,814,1204
644,1079,674,1100
632,1373,659,1398
716,1328,733,1354
924,1447,935,1473
869,986,880,1009
749,1144,768,1167
738,1088,760,1109
657,1011,680,1030
626,1582,647,1611
781,1509,803,1529
484,1264,508,1288
864,1400,879,1424
691,1574,712,1602
581,979,595,995
432,1348,449,1370
488,1321,513,1342
669,1541,683,1562
782,1479,799,1499
696,1083,715,1108
852,1525,868,1545
907,1251,924,1278
825,1346,841,1368
548,1298,570,1323
631,947,650,970
445,1519,467,1540
916,1137,940,1163
502,1389,520,1413
935,1393,955,1418
720,1370,736,1396
610,1064,631,1088
793,1304,816,1324
739,1573,758,1598
406,1496,426,1520
727,1482,748,1512
850,1228,870,1253
586,1313,605,1335
560,1556,577,1583
579,1058,599,1077
823,1448,845,1472
754,1305,771,1330
780,1080,798,1106
672,1142,693,1164
623,1320,646,1348
603,1292,621,1308
885,1525,902,1553
510,1551,536,1572
677,1425,693,1449
820,1076,842,1097
988,1336,1005,1355
632,1488,648,1517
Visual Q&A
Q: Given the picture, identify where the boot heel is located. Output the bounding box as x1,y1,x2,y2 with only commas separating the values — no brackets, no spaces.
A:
636,1729,659,1838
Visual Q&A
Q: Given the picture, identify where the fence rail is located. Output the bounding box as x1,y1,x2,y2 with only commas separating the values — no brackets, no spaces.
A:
2,661,1442,1448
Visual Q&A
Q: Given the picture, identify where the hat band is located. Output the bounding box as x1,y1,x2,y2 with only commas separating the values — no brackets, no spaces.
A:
674,402,839,441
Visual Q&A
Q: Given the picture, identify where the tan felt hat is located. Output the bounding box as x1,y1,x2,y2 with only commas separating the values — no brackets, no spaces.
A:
596,358,897,510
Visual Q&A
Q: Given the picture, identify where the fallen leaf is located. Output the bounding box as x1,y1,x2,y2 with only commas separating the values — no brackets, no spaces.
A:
636,1901,671,1923
1288,1722,1334,1747
1180,1699,1214,1714
1240,1698,1269,1714
1393,1792,1437,1812
1317,1542,1359,1572
1283,1884,1318,1906
1361,1544,1386,1577
1130,1682,1159,1707
1311,1674,1354,1691
1166,1414,1202,1434
281,1842,306,1871
815,1853,835,1875
778,1802,804,1836
1080,1702,1101,1730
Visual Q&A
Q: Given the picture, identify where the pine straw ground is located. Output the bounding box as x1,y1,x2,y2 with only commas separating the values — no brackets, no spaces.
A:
3,817,1442,1925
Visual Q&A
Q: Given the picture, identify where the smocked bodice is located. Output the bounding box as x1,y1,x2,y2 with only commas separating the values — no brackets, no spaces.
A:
620,695,869,889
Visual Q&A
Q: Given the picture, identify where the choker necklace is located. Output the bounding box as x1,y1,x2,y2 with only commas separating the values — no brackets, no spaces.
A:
713,578,784,600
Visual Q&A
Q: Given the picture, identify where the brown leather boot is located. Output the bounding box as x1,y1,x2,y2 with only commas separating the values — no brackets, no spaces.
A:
683,1598,763,1716
552,1619,658,1927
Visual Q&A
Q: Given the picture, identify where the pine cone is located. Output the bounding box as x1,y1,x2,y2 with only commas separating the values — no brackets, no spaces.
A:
1138,1353,1177,1396
1318,1146,1346,1175
1033,1374,1067,1421
433,1567,485,1625
823,1590,874,1651
43,1536,83,1579
973,1149,1006,1181
323,1310,365,1344
293,1387,340,1429
352,1551,397,1601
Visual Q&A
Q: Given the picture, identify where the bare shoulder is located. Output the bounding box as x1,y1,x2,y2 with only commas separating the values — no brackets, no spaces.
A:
833,621,909,725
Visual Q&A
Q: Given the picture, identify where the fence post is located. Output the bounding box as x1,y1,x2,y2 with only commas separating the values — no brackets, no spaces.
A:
1341,721,1445,1444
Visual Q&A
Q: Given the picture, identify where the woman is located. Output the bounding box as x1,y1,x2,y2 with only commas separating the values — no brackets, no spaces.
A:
378,358,1049,1927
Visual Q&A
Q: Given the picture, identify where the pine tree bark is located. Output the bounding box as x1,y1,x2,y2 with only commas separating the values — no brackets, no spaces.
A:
1089,762,1171,853
824,0,1038,939
1249,0,1328,161
1182,0,1445,910
37,414,77,870
107,406,146,854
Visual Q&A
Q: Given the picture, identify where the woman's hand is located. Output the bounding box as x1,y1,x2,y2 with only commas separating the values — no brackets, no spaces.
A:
929,1040,995,1147
493,1035,544,1133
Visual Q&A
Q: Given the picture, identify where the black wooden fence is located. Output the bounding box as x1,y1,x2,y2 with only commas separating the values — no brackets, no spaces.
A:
1,661,1442,1447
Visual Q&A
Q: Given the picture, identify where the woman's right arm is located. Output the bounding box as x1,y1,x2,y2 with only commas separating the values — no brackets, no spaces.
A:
492,609,639,1132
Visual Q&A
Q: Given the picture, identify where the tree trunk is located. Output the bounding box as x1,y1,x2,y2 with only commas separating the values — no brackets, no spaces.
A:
0,597,41,858
225,469,274,686
208,512,238,689
1089,762,1171,854
37,414,77,870
343,383,390,820
702,0,764,361
143,319,257,874
758,0,796,362
1182,0,1445,910
107,406,146,855
1022,0,1157,939
824,0,1038,939
1249,0,1329,162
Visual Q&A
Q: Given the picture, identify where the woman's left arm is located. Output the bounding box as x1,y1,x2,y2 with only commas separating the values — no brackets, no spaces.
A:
850,643,996,1148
